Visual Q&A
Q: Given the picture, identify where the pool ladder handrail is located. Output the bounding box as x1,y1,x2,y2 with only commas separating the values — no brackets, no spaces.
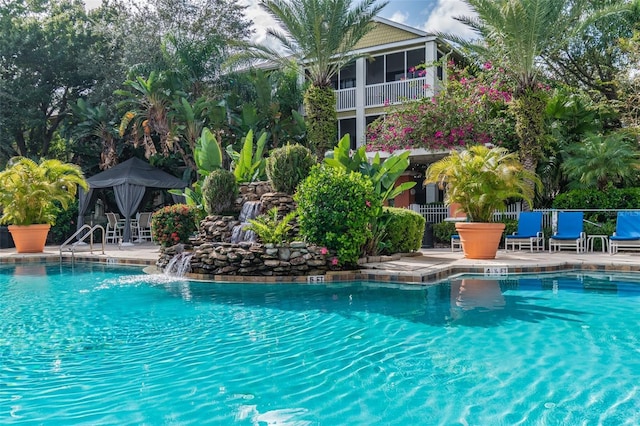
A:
59,224,106,262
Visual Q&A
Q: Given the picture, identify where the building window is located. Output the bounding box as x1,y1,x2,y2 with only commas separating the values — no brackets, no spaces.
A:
407,48,426,79
339,62,356,89
366,48,429,85
386,52,405,81
437,50,444,81
367,56,384,85
365,114,382,143
338,118,357,149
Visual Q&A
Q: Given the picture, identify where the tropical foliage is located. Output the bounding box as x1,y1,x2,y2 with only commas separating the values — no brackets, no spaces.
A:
226,130,268,183
234,0,387,157
562,132,640,190
0,158,88,226
424,145,540,222
441,0,630,179
244,207,297,245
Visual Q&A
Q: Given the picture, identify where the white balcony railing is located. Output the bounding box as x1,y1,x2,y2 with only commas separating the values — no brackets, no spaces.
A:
335,77,437,111
365,77,434,108
336,87,356,111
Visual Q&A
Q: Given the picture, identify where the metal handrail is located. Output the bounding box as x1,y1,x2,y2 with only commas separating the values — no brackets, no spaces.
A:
59,224,106,262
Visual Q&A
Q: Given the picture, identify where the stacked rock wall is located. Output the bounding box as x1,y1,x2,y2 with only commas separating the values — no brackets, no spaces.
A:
158,241,335,276
157,181,335,277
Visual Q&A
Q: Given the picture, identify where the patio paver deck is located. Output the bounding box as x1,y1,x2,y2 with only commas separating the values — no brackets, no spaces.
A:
1,243,639,284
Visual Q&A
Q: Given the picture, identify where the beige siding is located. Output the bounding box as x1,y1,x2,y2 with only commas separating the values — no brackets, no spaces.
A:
354,23,421,50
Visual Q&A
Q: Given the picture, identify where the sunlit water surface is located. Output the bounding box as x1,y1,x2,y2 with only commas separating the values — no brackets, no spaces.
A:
1,264,639,425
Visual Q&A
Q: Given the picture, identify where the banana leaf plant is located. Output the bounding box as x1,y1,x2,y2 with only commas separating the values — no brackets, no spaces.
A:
324,134,416,203
226,129,268,183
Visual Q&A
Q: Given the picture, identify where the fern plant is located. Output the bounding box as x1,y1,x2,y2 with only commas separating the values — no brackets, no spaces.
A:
244,207,296,244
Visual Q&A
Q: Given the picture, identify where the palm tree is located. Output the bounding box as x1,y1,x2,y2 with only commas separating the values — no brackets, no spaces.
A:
562,132,640,191
440,0,629,183
233,0,387,158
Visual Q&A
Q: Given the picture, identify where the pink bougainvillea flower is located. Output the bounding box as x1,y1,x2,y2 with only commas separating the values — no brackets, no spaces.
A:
320,247,328,255
331,257,339,266
365,200,371,207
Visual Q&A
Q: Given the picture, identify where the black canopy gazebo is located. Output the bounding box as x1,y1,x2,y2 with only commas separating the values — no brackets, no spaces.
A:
77,157,188,243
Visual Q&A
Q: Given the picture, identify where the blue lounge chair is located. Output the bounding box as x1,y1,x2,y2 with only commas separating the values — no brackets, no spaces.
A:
505,212,544,252
451,234,461,251
549,212,586,253
609,212,640,254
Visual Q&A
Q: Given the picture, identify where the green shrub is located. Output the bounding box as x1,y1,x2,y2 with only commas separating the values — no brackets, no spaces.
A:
151,204,198,246
381,207,425,253
49,202,78,244
433,221,457,244
295,165,381,266
266,144,316,194
552,187,640,210
202,169,238,215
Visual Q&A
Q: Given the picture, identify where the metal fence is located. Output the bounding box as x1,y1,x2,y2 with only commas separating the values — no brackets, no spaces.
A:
409,204,640,230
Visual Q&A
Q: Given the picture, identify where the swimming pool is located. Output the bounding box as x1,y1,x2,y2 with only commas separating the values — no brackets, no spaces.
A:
1,264,639,424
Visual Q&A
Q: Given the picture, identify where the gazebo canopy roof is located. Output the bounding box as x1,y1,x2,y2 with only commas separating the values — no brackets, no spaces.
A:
86,157,188,189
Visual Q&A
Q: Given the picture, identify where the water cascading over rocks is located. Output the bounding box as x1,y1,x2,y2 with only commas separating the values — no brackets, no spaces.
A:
157,184,337,277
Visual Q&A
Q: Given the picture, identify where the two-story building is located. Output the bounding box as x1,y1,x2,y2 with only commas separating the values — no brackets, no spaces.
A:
333,16,450,150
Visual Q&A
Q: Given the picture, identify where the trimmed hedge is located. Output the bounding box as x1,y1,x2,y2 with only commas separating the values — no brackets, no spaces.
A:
552,187,640,210
266,144,315,194
202,169,238,215
381,207,425,253
433,218,517,246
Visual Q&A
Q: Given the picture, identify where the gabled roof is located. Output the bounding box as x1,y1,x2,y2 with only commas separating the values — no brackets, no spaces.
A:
352,16,428,51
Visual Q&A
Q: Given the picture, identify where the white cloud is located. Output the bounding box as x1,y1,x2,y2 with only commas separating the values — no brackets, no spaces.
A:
421,0,477,40
388,11,409,25
239,0,286,52
84,0,102,10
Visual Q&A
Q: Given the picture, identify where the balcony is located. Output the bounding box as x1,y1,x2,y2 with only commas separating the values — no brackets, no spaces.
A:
335,77,436,112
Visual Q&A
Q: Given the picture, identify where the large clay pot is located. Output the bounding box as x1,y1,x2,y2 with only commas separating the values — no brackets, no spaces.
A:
455,222,505,259
8,224,51,253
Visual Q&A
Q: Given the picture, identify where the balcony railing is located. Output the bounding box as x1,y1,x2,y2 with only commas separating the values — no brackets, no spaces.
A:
335,77,436,112
336,87,356,111
366,77,433,108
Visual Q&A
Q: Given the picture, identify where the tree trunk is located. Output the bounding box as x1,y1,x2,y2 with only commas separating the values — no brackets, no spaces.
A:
303,85,337,159
512,89,547,211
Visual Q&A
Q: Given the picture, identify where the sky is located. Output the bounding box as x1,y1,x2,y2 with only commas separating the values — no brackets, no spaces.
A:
85,0,477,43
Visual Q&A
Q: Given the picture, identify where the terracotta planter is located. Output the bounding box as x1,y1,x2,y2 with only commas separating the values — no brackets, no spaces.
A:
448,202,467,219
455,222,505,259
8,224,51,253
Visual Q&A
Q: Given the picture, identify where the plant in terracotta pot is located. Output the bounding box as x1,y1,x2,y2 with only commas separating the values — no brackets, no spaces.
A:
0,157,88,253
424,145,540,259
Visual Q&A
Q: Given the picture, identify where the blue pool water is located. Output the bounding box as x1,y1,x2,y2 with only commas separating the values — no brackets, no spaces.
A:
1,264,639,425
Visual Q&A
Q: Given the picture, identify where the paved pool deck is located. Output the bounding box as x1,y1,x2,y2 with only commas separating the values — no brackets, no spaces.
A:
1,242,639,284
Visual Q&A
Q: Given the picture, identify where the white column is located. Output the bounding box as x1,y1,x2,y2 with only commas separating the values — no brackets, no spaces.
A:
425,41,438,93
355,57,366,148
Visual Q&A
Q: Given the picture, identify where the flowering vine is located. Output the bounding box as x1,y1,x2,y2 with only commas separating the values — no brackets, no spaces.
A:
366,62,518,153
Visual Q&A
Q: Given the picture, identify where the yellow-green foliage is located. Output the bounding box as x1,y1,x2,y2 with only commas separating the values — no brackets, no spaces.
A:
0,157,88,226
244,207,296,245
